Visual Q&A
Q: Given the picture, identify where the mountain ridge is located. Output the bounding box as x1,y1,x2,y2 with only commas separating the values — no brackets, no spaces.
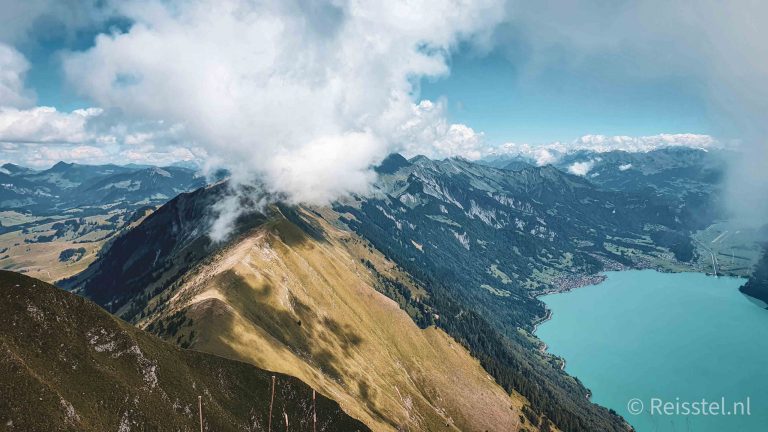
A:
69,159,642,431
69,196,555,431
0,161,207,215
0,270,369,431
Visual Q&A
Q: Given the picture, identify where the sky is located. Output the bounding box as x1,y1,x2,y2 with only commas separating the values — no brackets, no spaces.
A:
0,0,766,222
420,45,713,145
19,22,714,146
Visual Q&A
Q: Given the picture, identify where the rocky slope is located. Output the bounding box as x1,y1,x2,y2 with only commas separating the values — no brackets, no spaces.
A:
0,270,368,431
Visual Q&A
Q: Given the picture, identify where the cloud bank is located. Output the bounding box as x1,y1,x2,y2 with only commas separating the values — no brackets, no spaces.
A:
0,44,33,108
3,0,767,229
0,105,201,167
567,160,595,177
398,100,486,161
489,133,718,166
58,0,504,206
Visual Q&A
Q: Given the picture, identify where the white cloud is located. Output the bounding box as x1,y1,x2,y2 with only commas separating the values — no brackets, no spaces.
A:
0,105,202,168
492,141,568,166
265,131,385,204
0,43,33,108
61,0,506,207
1,141,202,169
491,133,718,166
0,106,102,143
572,134,717,153
30,145,107,165
397,100,486,161
567,160,594,176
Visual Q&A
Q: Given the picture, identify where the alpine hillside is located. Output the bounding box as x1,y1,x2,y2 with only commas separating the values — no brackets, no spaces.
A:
0,270,368,431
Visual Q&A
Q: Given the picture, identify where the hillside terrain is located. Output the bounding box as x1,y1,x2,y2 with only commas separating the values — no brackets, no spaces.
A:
0,161,210,282
70,191,556,431
36,152,761,431
549,148,766,277
0,162,206,215
0,270,368,431
488,147,726,232
339,154,696,331
0,207,153,283
70,169,635,431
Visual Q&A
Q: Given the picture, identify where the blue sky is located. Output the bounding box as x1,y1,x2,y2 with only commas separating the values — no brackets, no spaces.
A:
21,28,713,147
0,0,763,177
1,0,764,222
14,16,131,112
420,44,713,146
5,3,716,150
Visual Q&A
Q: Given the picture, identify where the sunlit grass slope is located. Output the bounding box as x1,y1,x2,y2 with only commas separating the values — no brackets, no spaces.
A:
0,270,368,431
141,210,550,431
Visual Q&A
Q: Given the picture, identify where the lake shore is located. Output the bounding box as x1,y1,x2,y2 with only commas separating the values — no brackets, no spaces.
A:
534,270,763,432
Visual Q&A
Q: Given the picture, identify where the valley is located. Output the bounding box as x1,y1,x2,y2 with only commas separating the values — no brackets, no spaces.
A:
0,207,153,282
536,270,768,432
0,162,208,282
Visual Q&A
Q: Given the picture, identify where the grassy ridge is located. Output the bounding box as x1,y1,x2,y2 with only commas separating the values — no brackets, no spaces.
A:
134,212,550,431
0,270,368,431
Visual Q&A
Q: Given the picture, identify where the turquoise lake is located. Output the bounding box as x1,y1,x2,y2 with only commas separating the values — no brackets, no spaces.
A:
536,270,768,432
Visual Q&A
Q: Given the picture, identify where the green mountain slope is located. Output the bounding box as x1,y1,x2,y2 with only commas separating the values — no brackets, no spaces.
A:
336,154,691,331
333,154,701,431
554,147,726,229
0,270,368,431
68,194,555,431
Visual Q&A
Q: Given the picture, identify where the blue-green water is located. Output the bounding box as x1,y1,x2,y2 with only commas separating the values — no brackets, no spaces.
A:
536,270,768,432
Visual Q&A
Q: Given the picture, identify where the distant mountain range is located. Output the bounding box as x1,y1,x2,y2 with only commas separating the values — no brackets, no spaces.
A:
483,147,727,230
0,161,217,282
0,161,209,215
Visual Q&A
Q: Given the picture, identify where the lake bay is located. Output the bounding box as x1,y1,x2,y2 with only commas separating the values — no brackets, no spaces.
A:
536,270,768,432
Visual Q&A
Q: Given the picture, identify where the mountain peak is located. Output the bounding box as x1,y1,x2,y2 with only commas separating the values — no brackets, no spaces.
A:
375,153,411,174
1,162,33,175
2,162,23,170
50,161,75,171
408,154,431,164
